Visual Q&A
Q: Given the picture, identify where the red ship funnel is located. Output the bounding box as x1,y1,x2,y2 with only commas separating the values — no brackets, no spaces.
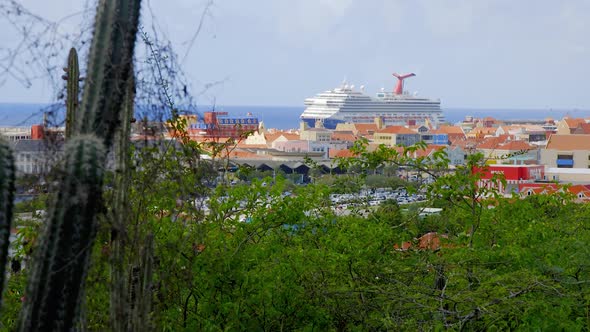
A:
392,72,415,95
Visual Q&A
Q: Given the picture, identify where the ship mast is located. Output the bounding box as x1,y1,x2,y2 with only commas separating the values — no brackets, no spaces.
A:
392,72,416,95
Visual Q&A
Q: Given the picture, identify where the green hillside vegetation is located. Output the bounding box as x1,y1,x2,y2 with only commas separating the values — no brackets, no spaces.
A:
1,1,590,330
3,138,590,331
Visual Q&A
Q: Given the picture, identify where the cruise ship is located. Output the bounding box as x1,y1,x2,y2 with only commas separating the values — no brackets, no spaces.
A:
300,73,445,129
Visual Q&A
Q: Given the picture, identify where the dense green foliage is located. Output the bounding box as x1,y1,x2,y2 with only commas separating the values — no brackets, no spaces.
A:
97,169,590,330
3,139,590,330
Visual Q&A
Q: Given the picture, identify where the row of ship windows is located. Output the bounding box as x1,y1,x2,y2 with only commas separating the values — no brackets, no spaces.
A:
316,108,440,112
305,109,439,115
318,101,439,105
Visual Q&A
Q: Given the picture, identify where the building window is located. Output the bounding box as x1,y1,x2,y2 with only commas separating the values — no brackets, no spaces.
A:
557,154,574,168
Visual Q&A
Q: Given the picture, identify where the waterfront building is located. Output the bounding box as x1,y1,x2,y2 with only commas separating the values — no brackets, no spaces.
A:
474,164,545,194
572,122,590,135
475,136,538,165
556,117,586,135
518,183,590,202
420,129,449,145
299,121,332,142
10,139,61,175
0,126,31,141
373,126,421,147
540,134,590,182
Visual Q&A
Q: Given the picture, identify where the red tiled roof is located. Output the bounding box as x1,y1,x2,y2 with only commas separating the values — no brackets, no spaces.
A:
414,145,446,158
354,123,379,135
469,127,497,135
546,134,590,150
574,123,590,134
476,135,510,149
568,185,590,195
519,183,590,200
331,149,358,158
450,138,478,149
331,132,357,141
564,118,586,129
497,140,534,151
432,125,465,135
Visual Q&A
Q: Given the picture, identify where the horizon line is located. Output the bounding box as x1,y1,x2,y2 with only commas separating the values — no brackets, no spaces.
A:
1,101,590,112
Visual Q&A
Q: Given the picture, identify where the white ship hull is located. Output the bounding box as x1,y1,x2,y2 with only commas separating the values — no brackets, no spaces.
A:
300,79,445,129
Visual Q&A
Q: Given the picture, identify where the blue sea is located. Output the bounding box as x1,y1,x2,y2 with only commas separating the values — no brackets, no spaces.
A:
1,102,589,130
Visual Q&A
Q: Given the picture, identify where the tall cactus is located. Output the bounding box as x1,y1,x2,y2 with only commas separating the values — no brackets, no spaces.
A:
19,0,142,330
19,135,106,331
63,47,80,139
80,0,142,148
110,66,135,331
0,139,15,307
128,234,154,331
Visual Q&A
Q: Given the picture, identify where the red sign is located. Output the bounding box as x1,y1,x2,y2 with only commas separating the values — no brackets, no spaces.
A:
474,165,544,181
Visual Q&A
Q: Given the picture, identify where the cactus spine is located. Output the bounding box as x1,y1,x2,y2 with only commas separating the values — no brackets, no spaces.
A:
63,47,80,139
0,139,15,307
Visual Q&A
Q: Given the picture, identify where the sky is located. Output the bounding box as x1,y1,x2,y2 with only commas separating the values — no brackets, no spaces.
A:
1,0,590,110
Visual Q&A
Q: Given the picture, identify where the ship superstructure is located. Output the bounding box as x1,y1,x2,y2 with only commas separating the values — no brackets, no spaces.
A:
300,73,445,129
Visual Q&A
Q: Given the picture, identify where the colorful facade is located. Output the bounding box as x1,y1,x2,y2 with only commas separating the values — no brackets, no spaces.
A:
474,164,545,193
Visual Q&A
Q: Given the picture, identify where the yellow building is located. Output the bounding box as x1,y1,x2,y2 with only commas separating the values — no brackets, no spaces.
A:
373,126,420,146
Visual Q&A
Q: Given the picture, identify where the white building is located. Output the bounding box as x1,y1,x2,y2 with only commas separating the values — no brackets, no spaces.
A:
0,126,31,141
11,140,60,175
